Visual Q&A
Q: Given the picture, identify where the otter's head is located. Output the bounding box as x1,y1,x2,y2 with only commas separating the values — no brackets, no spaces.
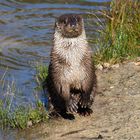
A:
55,14,83,38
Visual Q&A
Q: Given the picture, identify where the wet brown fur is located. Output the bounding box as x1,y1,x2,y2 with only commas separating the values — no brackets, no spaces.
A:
47,14,97,116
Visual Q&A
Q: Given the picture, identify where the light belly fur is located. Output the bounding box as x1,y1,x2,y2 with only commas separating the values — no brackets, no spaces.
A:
63,64,86,89
61,46,86,89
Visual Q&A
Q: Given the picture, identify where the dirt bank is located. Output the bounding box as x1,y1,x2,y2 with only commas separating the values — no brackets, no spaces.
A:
19,61,140,140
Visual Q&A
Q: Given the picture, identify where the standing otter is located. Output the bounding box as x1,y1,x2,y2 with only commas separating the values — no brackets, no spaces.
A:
47,14,97,116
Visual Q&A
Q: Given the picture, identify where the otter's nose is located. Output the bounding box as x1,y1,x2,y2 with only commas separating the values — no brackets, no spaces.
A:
70,19,77,27
70,22,76,27
70,23,78,31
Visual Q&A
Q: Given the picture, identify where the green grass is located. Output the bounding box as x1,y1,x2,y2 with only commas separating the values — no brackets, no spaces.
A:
0,71,48,129
0,99,48,129
93,0,140,64
36,64,48,89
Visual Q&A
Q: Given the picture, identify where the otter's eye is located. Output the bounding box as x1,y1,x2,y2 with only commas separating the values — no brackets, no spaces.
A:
63,18,68,25
76,17,80,23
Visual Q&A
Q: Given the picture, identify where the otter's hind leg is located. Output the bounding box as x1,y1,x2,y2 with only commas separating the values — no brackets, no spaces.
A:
78,81,96,116
67,91,80,113
78,94,93,116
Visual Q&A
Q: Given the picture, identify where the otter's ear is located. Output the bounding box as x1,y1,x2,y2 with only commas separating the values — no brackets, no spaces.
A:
55,21,59,28
55,17,60,28
77,14,83,22
78,14,82,18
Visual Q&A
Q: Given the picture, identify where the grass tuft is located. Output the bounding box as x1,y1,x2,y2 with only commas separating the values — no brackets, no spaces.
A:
0,98,48,129
36,64,48,89
93,0,140,64
0,99,48,129
0,75,48,129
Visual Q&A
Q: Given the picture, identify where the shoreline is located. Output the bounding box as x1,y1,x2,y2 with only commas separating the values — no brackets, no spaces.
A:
9,60,140,140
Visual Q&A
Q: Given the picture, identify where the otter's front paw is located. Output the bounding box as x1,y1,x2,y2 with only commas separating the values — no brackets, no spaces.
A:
78,107,93,116
67,98,78,113
79,94,90,108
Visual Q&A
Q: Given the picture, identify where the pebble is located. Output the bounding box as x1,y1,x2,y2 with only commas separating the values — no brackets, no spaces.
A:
111,64,119,68
103,63,110,68
135,62,140,66
27,121,33,127
97,134,103,139
96,64,103,70
110,86,114,89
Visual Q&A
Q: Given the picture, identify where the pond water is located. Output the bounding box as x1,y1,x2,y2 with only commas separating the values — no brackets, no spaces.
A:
0,0,110,139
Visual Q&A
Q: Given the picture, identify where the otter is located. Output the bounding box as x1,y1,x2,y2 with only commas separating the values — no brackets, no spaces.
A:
47,14,97,116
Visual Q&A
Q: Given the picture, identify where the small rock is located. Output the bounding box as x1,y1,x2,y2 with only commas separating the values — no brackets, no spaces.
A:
97,134,103,139
135,62,140,66
111,64,119,68
103,63,110,68
136,57,140,61
110,86,114,89
96,64,103,70
27,121,33,127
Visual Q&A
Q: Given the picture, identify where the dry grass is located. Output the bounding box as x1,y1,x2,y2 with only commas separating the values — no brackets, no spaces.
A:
93,0,140,64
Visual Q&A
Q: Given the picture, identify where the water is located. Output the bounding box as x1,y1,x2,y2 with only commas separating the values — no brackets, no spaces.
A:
0,0,110,139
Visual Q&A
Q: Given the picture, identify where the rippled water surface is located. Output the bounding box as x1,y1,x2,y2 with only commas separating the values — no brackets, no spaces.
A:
0,0,110,139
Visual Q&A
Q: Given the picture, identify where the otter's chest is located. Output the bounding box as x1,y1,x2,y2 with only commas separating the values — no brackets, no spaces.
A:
65,45,84,65
59,44,87,87
54,37,88,87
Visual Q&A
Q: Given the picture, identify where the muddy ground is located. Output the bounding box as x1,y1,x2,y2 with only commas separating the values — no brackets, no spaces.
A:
19,61,140,140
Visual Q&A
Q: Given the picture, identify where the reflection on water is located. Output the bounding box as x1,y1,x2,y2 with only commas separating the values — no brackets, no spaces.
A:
0,0,110,139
